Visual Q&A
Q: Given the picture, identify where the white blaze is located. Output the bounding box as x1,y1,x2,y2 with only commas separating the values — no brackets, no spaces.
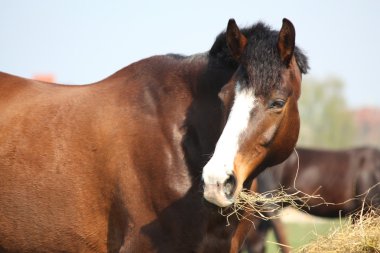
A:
202,83,257,184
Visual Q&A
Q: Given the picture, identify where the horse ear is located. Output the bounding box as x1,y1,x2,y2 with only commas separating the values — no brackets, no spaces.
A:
226,19,247,61
277,18,295,66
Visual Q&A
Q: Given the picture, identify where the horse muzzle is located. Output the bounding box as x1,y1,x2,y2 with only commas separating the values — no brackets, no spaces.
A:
203,174,238,207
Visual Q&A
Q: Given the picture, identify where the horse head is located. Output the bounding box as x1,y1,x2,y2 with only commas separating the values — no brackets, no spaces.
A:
202,18,309,207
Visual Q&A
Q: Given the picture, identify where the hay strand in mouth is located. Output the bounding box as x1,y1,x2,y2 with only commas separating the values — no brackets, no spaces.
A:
220,186,325,225
220,148,380,226
222,176,380,225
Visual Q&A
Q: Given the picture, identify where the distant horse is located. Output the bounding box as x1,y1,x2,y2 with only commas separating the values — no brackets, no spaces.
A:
0,18,308,252
243,146,380,253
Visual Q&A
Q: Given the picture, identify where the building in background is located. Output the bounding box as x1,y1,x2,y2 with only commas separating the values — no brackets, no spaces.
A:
32,74,55,83
353,107,380,148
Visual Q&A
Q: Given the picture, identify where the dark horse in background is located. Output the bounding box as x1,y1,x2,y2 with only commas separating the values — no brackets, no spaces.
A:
0,19,308,252
243,146,380,253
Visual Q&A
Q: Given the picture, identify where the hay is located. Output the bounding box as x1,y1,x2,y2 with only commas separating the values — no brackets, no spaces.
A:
220,186,324,225
297,209,380,253
217,147,380,251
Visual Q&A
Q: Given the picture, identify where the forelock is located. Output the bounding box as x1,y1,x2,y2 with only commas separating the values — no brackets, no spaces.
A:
240,22,283,96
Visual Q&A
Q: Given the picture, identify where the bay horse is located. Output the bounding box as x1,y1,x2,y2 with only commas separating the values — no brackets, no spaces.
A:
243,146,380,253
0,18,308,252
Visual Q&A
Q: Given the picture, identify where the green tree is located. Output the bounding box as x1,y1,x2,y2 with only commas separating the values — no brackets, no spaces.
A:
297,77,357,149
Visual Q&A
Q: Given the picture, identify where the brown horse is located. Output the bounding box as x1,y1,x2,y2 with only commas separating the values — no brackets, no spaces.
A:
243,146,380,253
0,18,308,252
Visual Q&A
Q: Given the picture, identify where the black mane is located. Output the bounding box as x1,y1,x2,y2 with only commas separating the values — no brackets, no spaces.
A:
209,21,309,95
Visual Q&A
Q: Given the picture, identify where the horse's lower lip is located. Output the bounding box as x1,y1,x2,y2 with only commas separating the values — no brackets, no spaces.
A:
204,195,234,207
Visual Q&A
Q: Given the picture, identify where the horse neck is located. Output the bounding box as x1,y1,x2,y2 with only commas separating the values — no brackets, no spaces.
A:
182,54,237,94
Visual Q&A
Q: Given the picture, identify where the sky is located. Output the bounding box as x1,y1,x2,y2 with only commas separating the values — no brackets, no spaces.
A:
0,1,379,108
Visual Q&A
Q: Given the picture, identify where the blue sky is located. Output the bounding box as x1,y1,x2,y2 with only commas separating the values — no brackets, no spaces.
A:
1,1,379,108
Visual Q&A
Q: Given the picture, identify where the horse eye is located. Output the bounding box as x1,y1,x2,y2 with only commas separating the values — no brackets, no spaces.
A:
269,99,286,109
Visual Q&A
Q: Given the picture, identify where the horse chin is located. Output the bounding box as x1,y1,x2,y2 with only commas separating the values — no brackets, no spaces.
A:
203,183,242,208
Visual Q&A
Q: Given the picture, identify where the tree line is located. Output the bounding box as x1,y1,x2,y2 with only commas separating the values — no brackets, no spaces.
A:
297,77,379,149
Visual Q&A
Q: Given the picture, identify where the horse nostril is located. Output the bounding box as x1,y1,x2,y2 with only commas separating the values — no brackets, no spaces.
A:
223,174,237,198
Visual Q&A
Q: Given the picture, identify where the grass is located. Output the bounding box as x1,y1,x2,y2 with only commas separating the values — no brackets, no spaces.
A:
239,217,340,253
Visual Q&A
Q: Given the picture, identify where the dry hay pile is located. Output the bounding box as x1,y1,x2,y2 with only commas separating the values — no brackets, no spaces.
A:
298,209,380,253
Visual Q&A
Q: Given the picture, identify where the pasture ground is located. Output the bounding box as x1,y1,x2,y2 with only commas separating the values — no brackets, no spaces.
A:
265,219,340,252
